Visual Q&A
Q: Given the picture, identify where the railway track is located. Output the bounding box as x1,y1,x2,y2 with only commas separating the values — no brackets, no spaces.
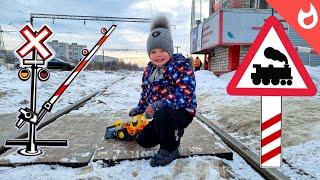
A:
196,114,289,180
196,113,318,180
0,73,314,179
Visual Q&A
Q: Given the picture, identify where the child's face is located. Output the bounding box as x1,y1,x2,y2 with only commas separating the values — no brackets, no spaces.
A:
150,48,170,67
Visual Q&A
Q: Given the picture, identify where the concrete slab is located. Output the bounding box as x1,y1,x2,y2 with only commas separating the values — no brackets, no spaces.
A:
0,113,29,150
0,113,110,167
0,91,100,155
93,118,233,165
0,112,232,167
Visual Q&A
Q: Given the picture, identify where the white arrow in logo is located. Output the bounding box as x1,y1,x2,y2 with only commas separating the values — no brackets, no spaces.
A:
298,3,318,30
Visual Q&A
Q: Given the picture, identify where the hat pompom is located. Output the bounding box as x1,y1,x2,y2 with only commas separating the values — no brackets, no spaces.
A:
151,16,170,31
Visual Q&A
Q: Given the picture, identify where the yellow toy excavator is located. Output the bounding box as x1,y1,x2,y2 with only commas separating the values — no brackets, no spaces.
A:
104,114,149,141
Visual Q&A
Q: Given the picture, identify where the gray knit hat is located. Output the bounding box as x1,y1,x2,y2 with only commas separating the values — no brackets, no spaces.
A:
147,16,173,57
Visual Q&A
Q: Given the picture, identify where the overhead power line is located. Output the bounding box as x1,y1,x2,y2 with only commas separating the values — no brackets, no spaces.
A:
103,48,147,53
30,13,151,25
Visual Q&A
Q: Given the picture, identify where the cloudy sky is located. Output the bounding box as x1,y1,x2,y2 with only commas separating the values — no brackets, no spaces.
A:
0,0,209,57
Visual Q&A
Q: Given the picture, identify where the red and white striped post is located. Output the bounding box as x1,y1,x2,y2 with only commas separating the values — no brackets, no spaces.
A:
261,96,282,167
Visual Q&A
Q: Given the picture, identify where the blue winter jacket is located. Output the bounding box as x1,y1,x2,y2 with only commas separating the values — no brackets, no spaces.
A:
136,54,197,116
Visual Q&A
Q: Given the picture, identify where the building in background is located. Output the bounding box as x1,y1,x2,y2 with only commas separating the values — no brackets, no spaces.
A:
191,0,320,76
69,43,87,61
47,41,148,67
4,50,18,63
48,40,87,62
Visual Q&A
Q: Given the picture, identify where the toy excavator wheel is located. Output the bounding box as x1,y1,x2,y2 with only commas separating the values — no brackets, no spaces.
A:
117,129,128,141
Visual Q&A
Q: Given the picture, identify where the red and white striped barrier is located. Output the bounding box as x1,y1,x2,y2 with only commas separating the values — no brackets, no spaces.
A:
49,25,116,105
261,96,282,167
15,25,117,127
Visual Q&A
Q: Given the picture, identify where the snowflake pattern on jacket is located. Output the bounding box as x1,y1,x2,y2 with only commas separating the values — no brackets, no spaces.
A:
136,54,197,116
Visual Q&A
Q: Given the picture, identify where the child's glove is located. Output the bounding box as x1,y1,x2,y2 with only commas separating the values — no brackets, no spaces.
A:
145,100,166,119
129,107,140,117
145,106,155,119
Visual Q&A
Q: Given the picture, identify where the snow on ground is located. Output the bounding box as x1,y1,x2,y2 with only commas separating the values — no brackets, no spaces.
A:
306,66,320,89
195,70,259,120
0,66,124,115
195,70,256,105
69,71,143,115
0,155,263,180
1,65,319,179
194,67,320,179
282,141,320,179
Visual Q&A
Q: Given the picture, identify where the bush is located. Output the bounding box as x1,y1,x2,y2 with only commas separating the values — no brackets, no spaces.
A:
86,60,143,71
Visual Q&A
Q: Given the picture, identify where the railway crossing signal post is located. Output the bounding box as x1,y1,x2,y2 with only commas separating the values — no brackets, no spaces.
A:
5,24,116,156
227,16,317,167
4,24,67,156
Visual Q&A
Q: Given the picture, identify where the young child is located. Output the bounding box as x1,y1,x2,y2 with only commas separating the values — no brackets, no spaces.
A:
129,16,197,167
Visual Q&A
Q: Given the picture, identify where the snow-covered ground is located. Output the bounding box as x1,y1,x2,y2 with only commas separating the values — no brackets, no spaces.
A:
0,65,319,179
0,66,125,114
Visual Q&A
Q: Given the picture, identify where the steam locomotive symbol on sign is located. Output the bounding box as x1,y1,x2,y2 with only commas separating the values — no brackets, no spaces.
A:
251,47,293,86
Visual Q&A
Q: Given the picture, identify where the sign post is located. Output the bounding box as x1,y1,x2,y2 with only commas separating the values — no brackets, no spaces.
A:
261,96,282,167
5,24,116,156
227,16,317,167
11,24,60,156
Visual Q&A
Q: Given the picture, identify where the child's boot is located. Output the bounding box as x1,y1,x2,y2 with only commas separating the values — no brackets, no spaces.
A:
150,148,179,167
177,129,184,147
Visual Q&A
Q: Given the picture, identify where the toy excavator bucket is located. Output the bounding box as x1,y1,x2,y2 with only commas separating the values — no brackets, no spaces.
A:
104,119,124,139
113,119,123,127
105,125,118,139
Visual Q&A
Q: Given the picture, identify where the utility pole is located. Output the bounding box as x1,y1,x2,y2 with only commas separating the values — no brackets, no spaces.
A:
200,0,202,21
272,8,274,16
0,25,6,59
190,0,195,55
175,45,181,54
191,0,195,30
102,49,105,71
